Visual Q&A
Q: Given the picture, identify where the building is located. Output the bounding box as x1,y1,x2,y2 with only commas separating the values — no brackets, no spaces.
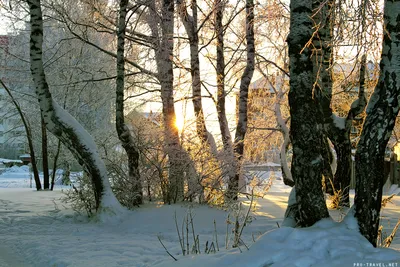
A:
242,74,285,163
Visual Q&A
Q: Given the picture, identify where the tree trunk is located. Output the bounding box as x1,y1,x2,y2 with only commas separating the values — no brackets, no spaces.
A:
228,0,255,200
312,0,367,206
332,130,351,206
214,0,236,201
325,55,367,205
116,0,143,206
50,140,61,190
355,0,400,247
176,0,216,201
0,80,42,191
158,0,185,203
311,0,335,194
176,0,217,155
146,0,187,203
215,0,232,153
41,115,50,189
287,0,329,226
270,64,294,187
27,0,122,214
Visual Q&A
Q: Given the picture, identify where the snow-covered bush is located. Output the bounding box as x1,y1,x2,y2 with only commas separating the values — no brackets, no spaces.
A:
107,157,144,209
62,173,96,217
180,132,225,206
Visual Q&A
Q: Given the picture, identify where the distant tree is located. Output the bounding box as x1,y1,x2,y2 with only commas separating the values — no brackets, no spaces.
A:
0,80,42,190
250,1,294,186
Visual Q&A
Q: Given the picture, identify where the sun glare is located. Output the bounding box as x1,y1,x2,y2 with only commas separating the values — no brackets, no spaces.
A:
175,115,185,132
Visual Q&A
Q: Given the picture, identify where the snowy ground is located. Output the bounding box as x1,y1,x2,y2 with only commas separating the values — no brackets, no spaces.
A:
0,165,79,188
0,166,400,266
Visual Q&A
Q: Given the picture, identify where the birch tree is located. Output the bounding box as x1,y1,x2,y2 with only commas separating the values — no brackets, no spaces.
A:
26,0,123,214
215,0,235,164
354,0,400,247
287,0,329,226
116,0,142,206
176,0,217,155
227,0,255,200
149,0,187,202
60,0,193,203
313,0,367,206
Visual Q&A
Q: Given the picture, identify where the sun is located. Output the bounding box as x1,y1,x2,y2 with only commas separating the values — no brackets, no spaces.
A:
175,115,185,132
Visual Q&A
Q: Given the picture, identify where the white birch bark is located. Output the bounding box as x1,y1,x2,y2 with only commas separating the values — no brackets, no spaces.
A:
27,0,123,216
176,0,217,156
355,0,400,247
275,89,294,187
214,0,237,197
116,0,142,206
313,0,367,205
228,0,255,199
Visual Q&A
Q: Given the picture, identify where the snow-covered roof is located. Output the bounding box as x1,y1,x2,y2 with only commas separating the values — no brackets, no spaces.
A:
249,77,277,93
0,158,22,163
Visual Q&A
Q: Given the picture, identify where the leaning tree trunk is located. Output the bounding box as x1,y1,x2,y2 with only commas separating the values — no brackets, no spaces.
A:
116,0,143,206
27,0,123,213
228,0,255,200
355,0,400,247
287,0,329,226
